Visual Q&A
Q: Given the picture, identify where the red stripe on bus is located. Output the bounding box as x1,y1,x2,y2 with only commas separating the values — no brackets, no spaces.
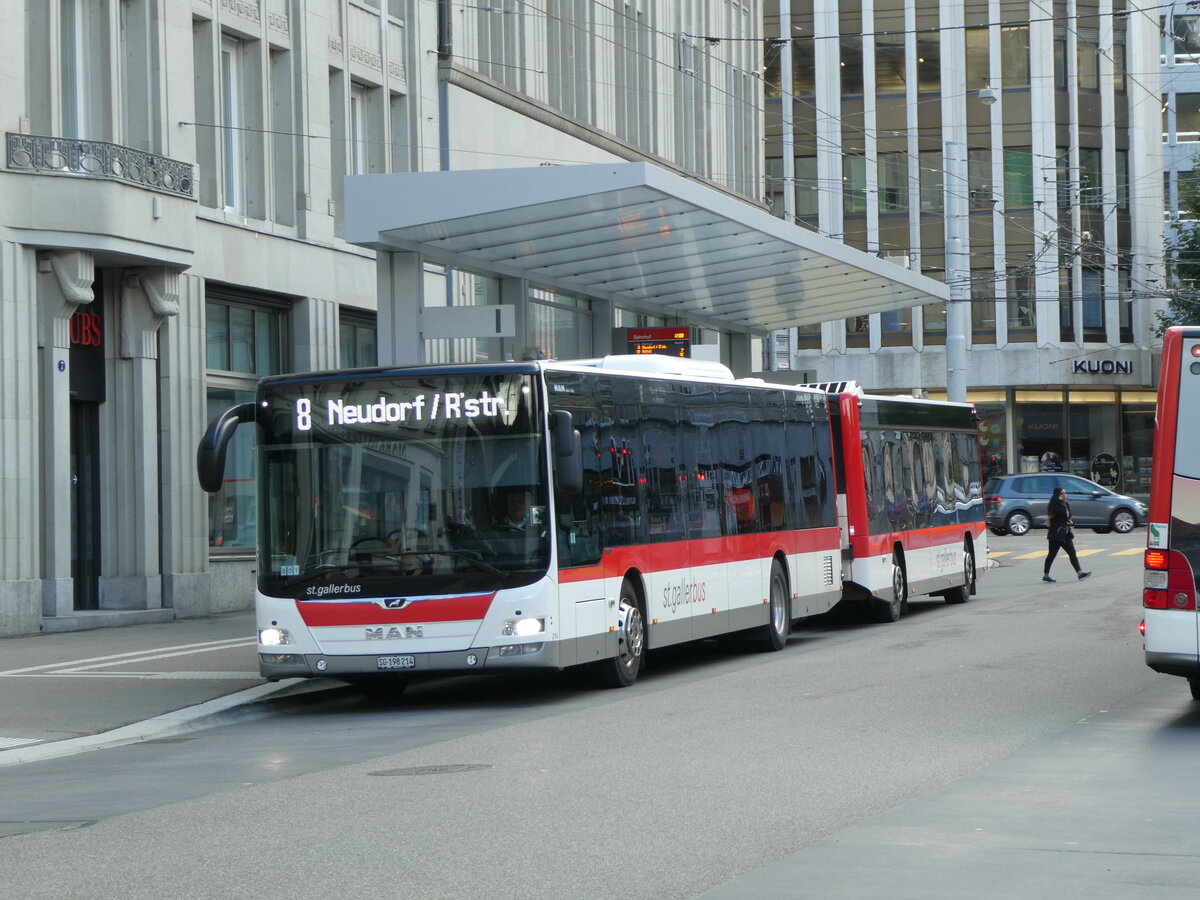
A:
557,528,841,583
852,522,984,557
296,593,496,626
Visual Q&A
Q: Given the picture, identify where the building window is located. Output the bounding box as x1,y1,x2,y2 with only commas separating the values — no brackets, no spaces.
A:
1059,265,1075,342
1174,16,1200,61
965,27,989,91
1006,270,1035,340
1079,147,1102,206
878,153,908,212
528,288,592,361
1001,26,1030,89
221,35,246,213
350,82,369,175
875,29,906,94
61,0,110,141
340,314,378,368
916,34,940,92
1113,43,1126,92
205,291,288,553
1082,266,1105,340
1175,93,1200,142
843,155,867,214
969,148,993,208
1077,40,1099,90
1004,148,1034,208
880,307,911,346
919,150,943,211
971,274,997,344
1116,150,1129,209
846,313,870,348
841,34,864,96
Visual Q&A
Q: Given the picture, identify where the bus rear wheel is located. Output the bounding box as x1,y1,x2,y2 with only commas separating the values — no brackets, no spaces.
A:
944,548,975,604
592,580,645,688
760,559,791,651
878,561,907,622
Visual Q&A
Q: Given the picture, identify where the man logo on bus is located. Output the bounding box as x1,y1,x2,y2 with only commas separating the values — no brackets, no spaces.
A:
365,626,424,639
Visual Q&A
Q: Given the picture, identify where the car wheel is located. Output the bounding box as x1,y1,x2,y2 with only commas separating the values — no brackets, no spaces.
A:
989,526,1007,537
1092,527,1111,535
1111,509,1136,534
1004,510,1032,536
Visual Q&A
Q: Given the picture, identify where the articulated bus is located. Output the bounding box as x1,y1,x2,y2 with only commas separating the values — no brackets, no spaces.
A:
822,385,985,621
197,356,984,691
1144,326,1200,699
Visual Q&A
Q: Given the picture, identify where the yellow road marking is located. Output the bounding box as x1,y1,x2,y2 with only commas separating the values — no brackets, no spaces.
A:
988,550,1013,557
1013,551,1045,560
1075,549,1106,557
1113,547,1145,556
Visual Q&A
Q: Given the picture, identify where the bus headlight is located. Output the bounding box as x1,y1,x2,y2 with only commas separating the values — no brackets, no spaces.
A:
503,617,545,637
259,627,292,646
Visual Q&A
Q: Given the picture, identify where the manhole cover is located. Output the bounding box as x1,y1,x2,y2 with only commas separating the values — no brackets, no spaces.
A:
369,764,492,777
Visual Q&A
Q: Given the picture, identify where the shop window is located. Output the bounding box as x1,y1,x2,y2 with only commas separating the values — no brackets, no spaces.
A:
976,402,1008,478
1121,393,1156,499
1068,392,1118,485
1015,394,1066,474
205,291,288,554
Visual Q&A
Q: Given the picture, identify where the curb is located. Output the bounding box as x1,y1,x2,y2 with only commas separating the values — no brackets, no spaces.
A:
0,678,336,769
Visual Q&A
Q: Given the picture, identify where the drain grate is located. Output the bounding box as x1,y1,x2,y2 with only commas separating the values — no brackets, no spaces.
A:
369,764,492,777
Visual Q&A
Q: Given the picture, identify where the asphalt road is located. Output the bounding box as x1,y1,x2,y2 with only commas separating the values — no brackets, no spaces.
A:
1,528,1196,899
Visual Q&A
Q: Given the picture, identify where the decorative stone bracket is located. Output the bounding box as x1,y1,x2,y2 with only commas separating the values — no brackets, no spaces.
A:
121,268,180,359
37,249,95,349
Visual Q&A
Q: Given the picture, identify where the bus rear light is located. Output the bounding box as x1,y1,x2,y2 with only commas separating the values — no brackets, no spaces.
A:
1145,549,1169,569
1144,589,1168,609
1144,570,1169,590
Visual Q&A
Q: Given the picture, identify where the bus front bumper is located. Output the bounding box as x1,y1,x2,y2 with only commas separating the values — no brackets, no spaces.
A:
259,642,562,679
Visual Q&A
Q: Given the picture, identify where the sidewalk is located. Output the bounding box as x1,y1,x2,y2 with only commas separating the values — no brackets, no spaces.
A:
0,611,320,767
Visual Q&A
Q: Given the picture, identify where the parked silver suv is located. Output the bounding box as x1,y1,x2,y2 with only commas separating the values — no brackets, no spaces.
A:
984,473,1147,536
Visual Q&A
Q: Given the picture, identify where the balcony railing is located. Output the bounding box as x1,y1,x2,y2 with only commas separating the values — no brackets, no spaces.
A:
5,133,195,199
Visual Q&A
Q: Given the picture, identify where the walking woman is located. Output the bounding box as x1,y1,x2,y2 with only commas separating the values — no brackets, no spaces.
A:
1043,485,1092,583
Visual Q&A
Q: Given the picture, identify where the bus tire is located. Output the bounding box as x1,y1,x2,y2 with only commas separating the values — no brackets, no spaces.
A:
1190,677,1200,701
760,559,791,651
944,547,975,604
878,561,907,622
592,579,645,689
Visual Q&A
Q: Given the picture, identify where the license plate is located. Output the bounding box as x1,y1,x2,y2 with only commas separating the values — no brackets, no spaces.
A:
377,655,415,670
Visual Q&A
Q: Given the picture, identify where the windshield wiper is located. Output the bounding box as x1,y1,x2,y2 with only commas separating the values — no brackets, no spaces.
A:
387,549,508,577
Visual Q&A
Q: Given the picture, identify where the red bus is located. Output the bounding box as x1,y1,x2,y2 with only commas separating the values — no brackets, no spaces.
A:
1144,326,1200,698
197,357,983,692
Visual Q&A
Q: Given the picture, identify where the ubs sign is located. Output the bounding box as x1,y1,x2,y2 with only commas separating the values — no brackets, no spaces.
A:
1072,359,1133,375
69,306,106,403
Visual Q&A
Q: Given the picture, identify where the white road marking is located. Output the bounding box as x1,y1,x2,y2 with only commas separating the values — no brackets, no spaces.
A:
0,637,254,677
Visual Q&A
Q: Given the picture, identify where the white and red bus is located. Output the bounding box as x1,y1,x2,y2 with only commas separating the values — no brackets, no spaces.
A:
197,357,984,690
823,385,985,621
1143,326,1200,698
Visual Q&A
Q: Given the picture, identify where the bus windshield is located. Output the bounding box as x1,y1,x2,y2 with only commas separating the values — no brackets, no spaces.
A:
257,371,548,598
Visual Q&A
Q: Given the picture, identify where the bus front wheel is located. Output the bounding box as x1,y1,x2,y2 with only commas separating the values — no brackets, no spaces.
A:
944,548,975,604
592,580,645,688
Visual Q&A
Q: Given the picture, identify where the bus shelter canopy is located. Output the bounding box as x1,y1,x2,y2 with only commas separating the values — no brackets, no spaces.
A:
345,162,949,332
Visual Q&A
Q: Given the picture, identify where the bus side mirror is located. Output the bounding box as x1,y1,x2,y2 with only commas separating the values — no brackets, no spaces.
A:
551,410,584,494
197,402,258,493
